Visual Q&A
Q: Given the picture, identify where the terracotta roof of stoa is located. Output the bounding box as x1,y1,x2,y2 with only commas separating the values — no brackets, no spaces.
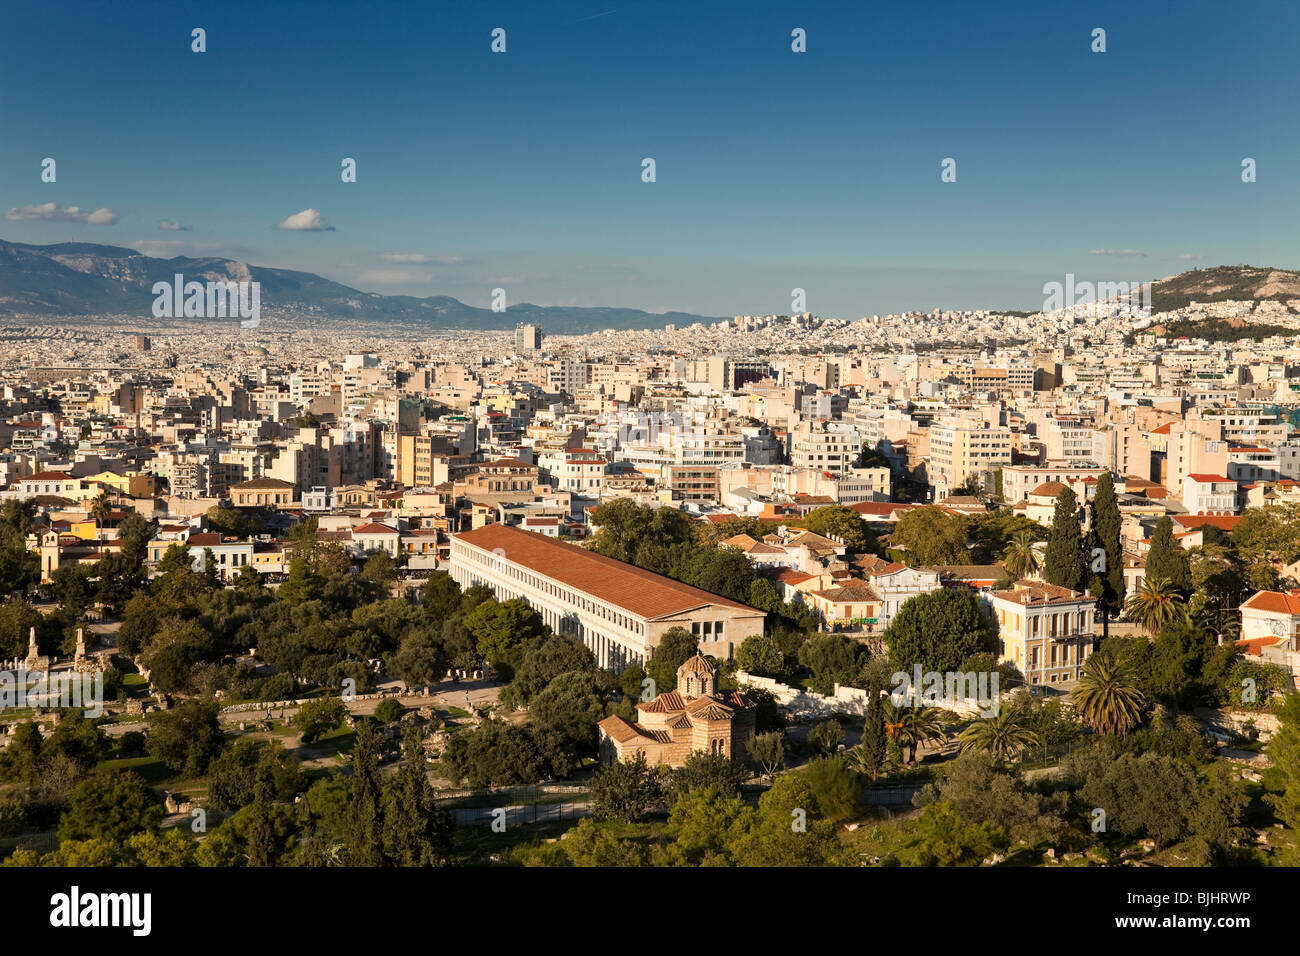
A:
353,522,399,535
456,525,761,621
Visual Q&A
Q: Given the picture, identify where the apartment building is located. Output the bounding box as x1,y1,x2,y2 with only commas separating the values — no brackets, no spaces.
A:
791,419,861,475
927,417,1012,496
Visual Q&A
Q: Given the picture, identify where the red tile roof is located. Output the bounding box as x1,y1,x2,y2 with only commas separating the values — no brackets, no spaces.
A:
455,524,760,620
1235,636,1283,656
1241,590,1300,616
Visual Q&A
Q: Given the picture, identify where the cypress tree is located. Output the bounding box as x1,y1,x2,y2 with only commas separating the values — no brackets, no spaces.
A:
246,763,274,867
348,719,388,866
383,727,452,865
860,682,886,778
1044,487,1086,592
1145,515,1192,593
1089,472,1125,642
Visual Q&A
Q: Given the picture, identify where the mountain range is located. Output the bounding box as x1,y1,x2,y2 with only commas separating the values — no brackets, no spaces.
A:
0,240,723,333
1,240,1297,331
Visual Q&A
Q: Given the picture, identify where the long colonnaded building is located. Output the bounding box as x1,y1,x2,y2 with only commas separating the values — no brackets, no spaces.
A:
448,524,765,671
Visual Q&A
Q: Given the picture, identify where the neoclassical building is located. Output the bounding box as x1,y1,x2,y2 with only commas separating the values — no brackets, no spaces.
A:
448,524,765,670
597,655,756,767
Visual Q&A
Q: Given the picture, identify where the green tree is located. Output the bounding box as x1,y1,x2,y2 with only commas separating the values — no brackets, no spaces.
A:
646,627,698,693
731,772,850,866
442,719,549,787
1145,516,1192,593
957,702,1038,763
295,697,348,744
389,630,449,691
1001,531,1041,580
528,670,607,757
797,633,868,695
383,727,452,865
245,762,276,867
420,571,462,621
503,634,597,708
464,597,543,680
801,505,877,555
1043,487,1086,592
347,720,387,866
900,801,1003,866
146,699,225,776
587,499,697,575
854,681,887,778
1089,473,1125,640
1124,577,1185,636
666,751,747,801
1071,651,1145,735
749,730,785,779
884,587,996,676
58,773,163,844
735,632,785,678
590,752,662,823
1265,693,1300,853
808,719,844,756
890,507,970,565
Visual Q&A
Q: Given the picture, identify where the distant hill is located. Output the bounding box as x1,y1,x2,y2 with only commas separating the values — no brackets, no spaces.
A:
0,240,723,333
1148,265,1300,312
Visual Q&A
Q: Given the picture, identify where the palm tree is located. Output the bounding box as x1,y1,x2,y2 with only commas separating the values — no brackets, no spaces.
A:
846,744,878,777
1002,531,1041,580
957,703,1039,762
901,707,947,764
1071,651,1145,735
1124,576,1184,636
89,492,112,539
880,700,948,764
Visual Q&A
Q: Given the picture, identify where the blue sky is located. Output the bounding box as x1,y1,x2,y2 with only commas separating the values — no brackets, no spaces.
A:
1,0,1297,318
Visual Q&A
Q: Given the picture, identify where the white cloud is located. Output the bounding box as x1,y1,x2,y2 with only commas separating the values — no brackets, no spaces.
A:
5,202,119,225
357,269,433,285
1177,253,1202,261
158,220,191,231
1088,248,1146,257
380,252,463,265
274,208,335,231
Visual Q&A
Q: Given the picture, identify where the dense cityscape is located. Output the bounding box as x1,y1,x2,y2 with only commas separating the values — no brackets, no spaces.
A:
0,278,1294,881
1,0,1292,939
